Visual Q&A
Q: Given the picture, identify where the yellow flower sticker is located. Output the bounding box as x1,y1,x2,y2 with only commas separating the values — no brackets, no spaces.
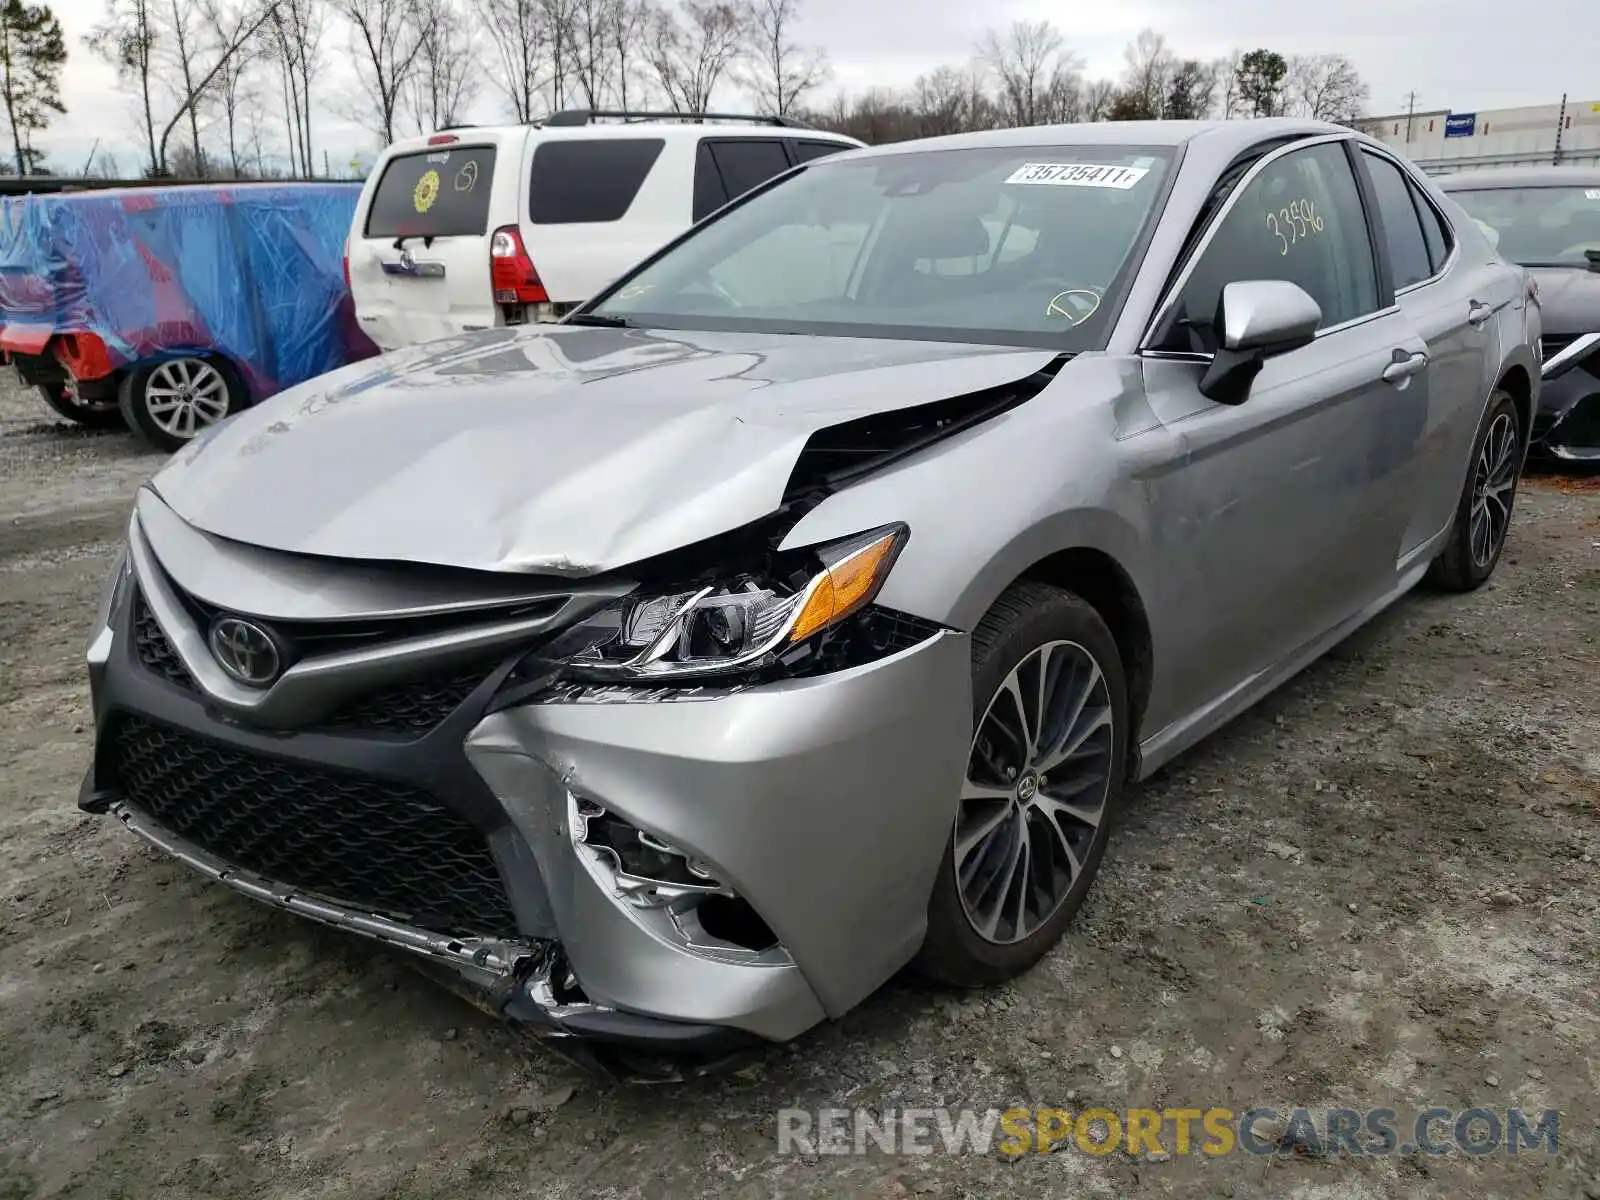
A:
413,169,441,213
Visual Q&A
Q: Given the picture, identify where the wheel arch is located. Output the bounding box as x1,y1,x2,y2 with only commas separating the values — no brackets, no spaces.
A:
1012,546,1155,772
1496,361,1534,448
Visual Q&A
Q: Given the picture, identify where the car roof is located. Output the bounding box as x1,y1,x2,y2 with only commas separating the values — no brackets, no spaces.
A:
383,122,863,154
845,117,1347,164
1435,165,1600,189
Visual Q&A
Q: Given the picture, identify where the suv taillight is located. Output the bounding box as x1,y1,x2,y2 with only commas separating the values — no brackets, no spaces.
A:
490,225,548,304
342,236,350,289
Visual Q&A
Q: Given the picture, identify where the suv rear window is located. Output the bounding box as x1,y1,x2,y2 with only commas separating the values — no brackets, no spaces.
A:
529,138,666,224
365,146,497,239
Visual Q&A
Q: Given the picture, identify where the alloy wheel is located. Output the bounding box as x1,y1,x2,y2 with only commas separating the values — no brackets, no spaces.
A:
1469,411,1518,568
955,639,1116,945
144,358,230,439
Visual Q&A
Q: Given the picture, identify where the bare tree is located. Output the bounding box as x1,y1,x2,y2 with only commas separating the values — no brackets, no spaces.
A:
1080,77,1116,122
1285,52,1368,124
646,0,747,113
605,0,653,109
560,0,612,107
86,0,160,174
1213,49,1243,118
539,0,576,110
211,25,263,174
338,0,431,144
474,0,549,121
266,0,323,176
742,0,825,117
409,0,477,131
908,65,982,136
979,20,1079,128
1117,27,1171,119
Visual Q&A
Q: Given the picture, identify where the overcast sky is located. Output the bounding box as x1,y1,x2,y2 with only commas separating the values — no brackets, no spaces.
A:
50,0,1596,176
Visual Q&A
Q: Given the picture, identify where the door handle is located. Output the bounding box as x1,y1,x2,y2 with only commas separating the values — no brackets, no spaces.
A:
1467,300,1493,327
1381,349,1428,385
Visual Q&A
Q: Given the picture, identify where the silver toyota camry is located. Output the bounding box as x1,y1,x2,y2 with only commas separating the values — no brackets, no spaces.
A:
81,119,1540,1078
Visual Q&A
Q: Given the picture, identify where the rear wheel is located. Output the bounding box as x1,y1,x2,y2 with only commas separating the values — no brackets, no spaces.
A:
36,382,123,429
1426,390,1522,592
119,355,240,452
915,582,1128,986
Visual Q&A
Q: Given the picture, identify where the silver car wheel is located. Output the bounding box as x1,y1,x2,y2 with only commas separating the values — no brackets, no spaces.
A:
1469,410,1517,568
955,638,1115,946
143,358,230,440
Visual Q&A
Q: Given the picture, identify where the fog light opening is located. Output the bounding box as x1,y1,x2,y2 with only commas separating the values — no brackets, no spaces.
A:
572,799,732,906
691,896,779,953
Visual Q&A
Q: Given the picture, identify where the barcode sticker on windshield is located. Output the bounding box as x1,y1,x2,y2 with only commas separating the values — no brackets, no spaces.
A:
1586,189,1600,200
1005,163,1150,189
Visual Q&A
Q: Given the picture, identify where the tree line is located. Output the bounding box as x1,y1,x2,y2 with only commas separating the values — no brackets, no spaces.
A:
29,0,1371,180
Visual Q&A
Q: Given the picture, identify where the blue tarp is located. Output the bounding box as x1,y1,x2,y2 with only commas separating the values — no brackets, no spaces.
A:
0,182,377,402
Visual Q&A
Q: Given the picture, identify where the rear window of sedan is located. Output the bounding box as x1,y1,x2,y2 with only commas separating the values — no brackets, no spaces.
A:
590,145,1176,350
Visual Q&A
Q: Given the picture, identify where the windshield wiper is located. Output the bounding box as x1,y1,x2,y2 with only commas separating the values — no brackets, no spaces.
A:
563,312,631,327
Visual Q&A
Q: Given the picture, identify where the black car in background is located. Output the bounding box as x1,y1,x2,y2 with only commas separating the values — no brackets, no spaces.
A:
1440,167,1600,461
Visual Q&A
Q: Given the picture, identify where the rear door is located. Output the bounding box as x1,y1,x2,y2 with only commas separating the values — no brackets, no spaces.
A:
1356,146,1506,557
350,138,513,350
516,135,670,306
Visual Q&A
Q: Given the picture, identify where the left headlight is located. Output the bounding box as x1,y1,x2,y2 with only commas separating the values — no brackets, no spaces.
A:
523,523,908,684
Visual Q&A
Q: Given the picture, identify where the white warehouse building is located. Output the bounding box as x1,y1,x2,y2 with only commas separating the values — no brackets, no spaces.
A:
1356,97,1600,174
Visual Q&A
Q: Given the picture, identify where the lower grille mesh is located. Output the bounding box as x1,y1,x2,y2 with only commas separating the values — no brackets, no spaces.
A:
106,714,520,937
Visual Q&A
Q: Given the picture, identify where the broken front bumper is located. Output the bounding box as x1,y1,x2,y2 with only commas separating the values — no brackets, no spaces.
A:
81,574,970,1078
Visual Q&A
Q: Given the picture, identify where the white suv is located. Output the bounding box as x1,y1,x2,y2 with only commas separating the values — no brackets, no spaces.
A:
345,110,864,351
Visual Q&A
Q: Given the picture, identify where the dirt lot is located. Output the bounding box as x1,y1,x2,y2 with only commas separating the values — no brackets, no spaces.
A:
0,375,1596,1200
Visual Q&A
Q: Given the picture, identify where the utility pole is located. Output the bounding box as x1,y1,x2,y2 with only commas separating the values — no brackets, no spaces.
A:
1403,91,1419,144
323,149,331,179
1553,92,1567,165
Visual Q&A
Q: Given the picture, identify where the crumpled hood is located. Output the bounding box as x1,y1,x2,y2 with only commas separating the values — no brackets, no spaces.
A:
152,325,1058,575
1531,266,1600,336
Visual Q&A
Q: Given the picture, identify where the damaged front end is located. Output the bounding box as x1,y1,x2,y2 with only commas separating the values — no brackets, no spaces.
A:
78,353,1058,1080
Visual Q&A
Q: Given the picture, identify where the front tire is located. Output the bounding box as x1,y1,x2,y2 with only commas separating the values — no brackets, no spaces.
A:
915,582,1129,986
118,355,240,452
36,383,123,429
1426,389,1523,592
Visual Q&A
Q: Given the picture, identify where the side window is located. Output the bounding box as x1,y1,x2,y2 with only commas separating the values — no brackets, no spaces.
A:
692,141,728,222
528,138,665,224
1407,178,1453,272
794,140,850,164
1361,150,1433,289
708,139,793,202
1174,142,1379,348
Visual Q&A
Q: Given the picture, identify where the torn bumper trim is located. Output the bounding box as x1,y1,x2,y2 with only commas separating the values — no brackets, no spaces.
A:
104,797,766,1075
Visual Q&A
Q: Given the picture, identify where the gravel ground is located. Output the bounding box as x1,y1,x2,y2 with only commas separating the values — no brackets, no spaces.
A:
0,376,1596,1200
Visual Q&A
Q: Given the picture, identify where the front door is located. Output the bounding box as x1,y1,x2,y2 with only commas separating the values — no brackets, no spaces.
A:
1139,139,1429,720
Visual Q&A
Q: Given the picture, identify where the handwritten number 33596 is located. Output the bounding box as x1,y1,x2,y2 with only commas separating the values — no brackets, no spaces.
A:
1265,199,1325,256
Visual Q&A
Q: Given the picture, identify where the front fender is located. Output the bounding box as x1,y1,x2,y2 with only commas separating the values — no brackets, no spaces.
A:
778,355,1167,634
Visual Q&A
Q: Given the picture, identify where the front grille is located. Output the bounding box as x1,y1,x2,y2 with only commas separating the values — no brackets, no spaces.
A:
127,586,495,737
106,714,520,937
314,667,491,737
131,588,194,690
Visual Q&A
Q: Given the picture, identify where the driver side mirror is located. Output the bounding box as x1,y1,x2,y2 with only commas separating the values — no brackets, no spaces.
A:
1199,280,1323,405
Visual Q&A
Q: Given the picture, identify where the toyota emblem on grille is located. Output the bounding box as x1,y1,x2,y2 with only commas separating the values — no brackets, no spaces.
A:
208,616,283,687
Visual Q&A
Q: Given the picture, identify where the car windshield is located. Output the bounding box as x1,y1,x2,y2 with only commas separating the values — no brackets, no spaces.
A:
1445,184,1600,267
588,145,1176,348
